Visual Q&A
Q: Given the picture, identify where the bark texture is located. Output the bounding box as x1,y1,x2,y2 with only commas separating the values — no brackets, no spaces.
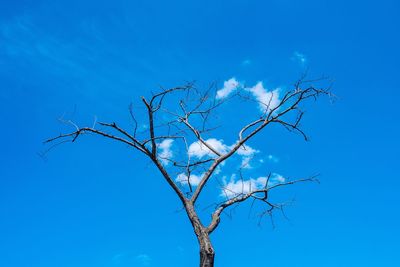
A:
200,248,215,267
198,228,214,267
185,202,215,267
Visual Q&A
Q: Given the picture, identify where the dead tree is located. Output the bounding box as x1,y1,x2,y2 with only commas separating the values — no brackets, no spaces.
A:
45,77,331,267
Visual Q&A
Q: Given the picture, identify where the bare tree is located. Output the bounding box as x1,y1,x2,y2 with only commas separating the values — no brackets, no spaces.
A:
45,77,331,267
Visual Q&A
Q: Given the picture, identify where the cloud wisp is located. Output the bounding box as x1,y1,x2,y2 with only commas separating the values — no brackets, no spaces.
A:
246,82,280,113
176,172,203,186
216,78,281,113
221,173,286,198
176,139,260,186
188,138,229,159
188,139,258,164
216,77,240,99
158,139,174,165
292,51,307,66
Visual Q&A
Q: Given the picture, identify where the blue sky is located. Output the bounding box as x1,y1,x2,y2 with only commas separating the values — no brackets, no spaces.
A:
0,0,399,266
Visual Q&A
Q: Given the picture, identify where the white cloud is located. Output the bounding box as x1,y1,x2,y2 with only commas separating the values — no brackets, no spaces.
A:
188,139,259,161
188,139,260,170
221,174,263,197
273,174,285,183
216,77,240,99
158,139,174,165
215,78,282,114
241,156,253,169
235,144,259,169
176,172,203,186
246,82,280,113
214,165,222,174
235,144,259,156
188,138,228,158
221,173,285,198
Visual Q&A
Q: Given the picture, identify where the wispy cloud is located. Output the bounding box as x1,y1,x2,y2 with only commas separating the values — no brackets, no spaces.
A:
236,144,259,157
186,138,261,175
246,82,280,113
188,139,259,168
188,138,228,158
240,156,253,169
158,139,174,165
241,59,251,66
237,144,259,169
292,51,307,66
176,172,203,186
216,78,281,114
216,77,240,99
1,16,90,77
221,173,285,198
267,154,279,163
0,15,155,101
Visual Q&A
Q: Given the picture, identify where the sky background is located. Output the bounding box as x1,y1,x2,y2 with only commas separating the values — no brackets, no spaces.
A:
0,0,399,266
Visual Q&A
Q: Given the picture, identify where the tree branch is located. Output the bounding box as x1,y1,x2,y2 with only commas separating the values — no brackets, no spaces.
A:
207,176,319,233
191,86,329,204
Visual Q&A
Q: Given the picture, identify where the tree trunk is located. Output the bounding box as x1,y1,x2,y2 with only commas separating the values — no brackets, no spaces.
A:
200,246,215,267
198,231,215,267
184,202,216,267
